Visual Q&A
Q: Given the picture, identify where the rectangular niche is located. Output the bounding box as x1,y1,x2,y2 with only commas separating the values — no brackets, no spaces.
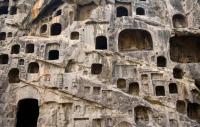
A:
170,35,200,63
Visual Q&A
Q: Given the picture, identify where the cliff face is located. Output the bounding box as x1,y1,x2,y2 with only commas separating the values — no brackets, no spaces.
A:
0,0,200,127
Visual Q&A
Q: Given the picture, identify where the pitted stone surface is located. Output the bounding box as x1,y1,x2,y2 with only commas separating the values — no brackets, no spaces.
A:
0,0,200,127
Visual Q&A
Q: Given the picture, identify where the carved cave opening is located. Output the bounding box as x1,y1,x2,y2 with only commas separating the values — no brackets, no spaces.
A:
117,78,126,89
169,83,178,94
128,82,139,96
157,56,166,67
0,32,6,40
91,63,102,74
0,54,9,64
40,24,47,34
96,36,107,50
71,31,79,40
155,86,165,96
170,36,200,63
11,44,20,54
134,106,149,125
18,59,24,65
116,6,128,17
16,99,39,127
176,100,186,114
173,68,183,79
0,6,8,15
26,44,34,53
51,23,62,36
10,6,17,15
48,50,59,60
136,7,145,15
187,103,200,122
118,29,153,51
172,14,187,28
28,62,39,73
8,68,20,83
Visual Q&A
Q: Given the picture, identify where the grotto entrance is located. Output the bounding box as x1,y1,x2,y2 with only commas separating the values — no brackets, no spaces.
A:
0,54,9,64
116,6,128,17
8,68,20,83
48,50,59,60
96,36,107,50
0,6,8,15
170,35,200,63
16,99,39,127
176,100,186,114
28,62,39,73
118,29,153,51
0,32,6,40
172,14,187,28
51,23,62,36
128,82,139,96
187,103,200,123
134,106,149,125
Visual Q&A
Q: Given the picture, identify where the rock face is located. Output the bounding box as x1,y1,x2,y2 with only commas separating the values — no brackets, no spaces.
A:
0,0,200,127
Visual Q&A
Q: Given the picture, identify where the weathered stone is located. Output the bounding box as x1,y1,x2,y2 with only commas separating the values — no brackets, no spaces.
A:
0,0,200,127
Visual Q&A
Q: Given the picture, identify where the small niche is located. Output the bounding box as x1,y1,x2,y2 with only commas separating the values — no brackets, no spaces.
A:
71,31,79,40
155,86,165,96
169,83,178,94
93,87,101,95
117,78,126,89
0,54,9,64
116,6,128,17
128,82,139,96
91,63,103,74
28,62,39,73
173,68,183,79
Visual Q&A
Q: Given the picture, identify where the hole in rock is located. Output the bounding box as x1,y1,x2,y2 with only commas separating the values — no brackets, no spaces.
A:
91,63,102,74
28,62,39,73
26,44,34,53
176,100,186,114
173,68,183,79
118,29,153,51
170,35,200,63
8,68,20,83
0,54,8,64
169,83,178,94
128,82,139,96
96,36,107,50
117,78,126,89
116,6,128,17
155,86,165,96
136,7,145,15
157,56,166,67
172,14,187,28
11,44,20,54
51,23,62,36
134,106,149,125
16,99,39,127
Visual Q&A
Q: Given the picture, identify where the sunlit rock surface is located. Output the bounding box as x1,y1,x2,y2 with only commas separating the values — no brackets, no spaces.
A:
0,0,200,127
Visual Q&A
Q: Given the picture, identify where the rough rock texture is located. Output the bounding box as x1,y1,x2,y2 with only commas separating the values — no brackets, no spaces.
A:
0,0,200,127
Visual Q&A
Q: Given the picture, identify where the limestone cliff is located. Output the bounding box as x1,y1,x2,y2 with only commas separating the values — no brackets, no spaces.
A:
0,0,200,127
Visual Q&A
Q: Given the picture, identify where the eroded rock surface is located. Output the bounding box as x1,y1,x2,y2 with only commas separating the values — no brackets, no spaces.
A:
0,0,200,127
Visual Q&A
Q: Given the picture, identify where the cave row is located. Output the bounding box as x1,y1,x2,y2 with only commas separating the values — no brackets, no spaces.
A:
15,98,200,127
2,28,200,63
116,79,178,96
